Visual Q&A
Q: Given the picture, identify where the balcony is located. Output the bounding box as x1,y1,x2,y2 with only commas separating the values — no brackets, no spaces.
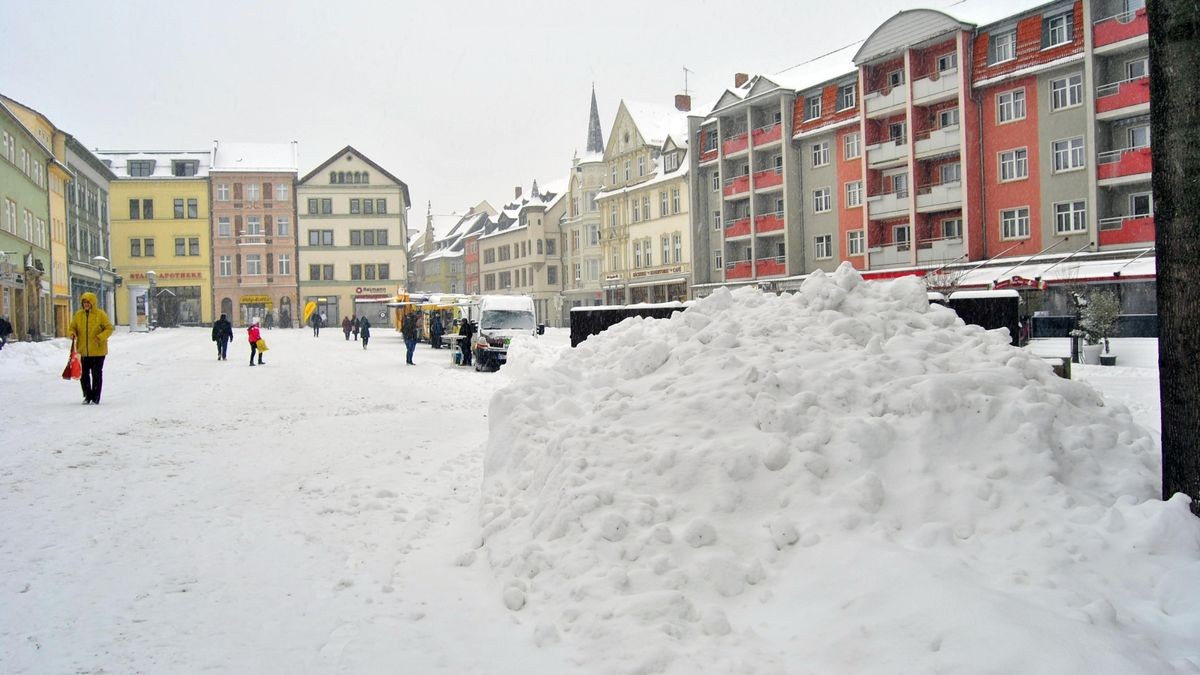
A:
1095,76,1150,118
238,234,267,246
864,86,906,118
914,125,960,158
754,211,785,234
724,216,752,238
912,70,959,106
752,123,782,147
1097,146,1152,184
755,256,787,277
915,236,964,264
724,175,751,197
867,138,908,168
1098,214,1155,246
868,243,912,268
752,168,783,191
725,260,753,279
915,181,962,213
723,132,749,156
867,189,910,219
1094,7,1148,51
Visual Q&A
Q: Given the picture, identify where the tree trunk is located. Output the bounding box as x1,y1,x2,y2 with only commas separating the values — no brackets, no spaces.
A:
1150,0,1200,515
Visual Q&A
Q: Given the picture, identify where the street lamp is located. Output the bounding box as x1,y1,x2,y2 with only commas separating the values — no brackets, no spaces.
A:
146,270,156,328
91,255,116,322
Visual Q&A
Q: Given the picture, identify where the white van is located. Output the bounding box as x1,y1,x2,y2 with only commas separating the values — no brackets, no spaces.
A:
471,295,538,370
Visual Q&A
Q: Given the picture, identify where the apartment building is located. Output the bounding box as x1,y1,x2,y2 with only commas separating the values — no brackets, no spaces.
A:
689,0,1154,332
210,141,299,327
477,183,568,326
596,99,692,305
0,99,54,340
297,146,410,324
65,137,116,316
562,88,608,318
97,150,214,326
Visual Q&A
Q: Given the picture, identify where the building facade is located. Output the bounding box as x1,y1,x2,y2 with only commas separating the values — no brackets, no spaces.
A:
562,88,608,319
477,184,568,326
97,150,215,327
210,141,299,327
65,137,116,319
297,146,410,325
0,99,53,340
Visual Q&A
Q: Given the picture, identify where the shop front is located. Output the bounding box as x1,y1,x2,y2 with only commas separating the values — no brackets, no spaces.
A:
627,268,689,305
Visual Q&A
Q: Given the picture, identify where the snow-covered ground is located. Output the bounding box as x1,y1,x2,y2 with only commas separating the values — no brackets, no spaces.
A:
1,267,1197,674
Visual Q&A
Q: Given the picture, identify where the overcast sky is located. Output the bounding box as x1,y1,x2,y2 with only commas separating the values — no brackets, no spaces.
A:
4,0,953,222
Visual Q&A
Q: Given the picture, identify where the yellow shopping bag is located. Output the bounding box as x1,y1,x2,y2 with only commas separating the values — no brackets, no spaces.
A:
255,338,269,351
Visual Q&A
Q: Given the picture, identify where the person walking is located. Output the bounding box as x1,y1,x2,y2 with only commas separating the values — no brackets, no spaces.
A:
341,315,353,340
458,317,475,367
359,316,371,350
401,311,418,365
212,313,233,360
430,314,444,349
67,291,114,404
0,314,12,350
248,317,265,366
351,314,360,341
310,310,321,337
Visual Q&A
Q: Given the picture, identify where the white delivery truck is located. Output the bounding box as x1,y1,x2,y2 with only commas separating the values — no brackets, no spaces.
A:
471,294,539,371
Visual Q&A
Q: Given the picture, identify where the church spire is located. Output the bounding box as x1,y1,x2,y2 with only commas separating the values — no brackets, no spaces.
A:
586,84,604,154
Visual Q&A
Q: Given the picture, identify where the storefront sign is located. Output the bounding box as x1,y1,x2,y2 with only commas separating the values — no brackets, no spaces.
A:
240,295,273,306
630,265,683,279
128,271,204,280
993,276,1046,290
356,286,390,295
604,273,622,282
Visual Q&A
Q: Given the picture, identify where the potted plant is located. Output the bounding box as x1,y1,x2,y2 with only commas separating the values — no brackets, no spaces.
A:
1077,290,1121,366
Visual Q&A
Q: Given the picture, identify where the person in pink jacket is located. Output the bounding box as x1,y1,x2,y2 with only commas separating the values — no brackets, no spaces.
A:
247,317,265,367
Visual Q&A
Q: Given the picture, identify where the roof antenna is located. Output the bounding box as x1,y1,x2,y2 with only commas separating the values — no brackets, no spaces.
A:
682,66,694,96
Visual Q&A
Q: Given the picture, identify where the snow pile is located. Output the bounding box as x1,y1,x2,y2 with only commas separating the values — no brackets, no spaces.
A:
476,263,1200,674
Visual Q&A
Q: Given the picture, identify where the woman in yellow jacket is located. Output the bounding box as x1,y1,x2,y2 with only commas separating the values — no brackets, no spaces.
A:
67,291,114,405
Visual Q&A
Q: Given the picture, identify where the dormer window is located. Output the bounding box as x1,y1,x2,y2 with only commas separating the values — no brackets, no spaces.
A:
172,160,198,177
128,160,155,177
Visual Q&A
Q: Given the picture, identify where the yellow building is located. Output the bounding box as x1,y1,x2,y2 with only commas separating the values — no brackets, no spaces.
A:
2,95,73,335
96,151,214,326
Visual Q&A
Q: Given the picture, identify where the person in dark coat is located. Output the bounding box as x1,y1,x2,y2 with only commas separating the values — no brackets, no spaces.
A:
211,313,233,360
458,317,475,367
310,311,321,337
359,316,371,349
0,314,12,350
430,314,444,349
352,314,360,341
341,315,353,340
401,311,418,365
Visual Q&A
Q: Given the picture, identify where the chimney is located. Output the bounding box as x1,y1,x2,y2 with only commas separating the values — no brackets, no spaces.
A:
734,73,749,88
674,94,692,112
514,186,523,200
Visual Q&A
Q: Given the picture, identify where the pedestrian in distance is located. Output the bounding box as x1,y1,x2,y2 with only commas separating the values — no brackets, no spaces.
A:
264,312,274,330
248,317,265,366
458,317,475,367
401,311,419,365
212,313,233,360
0,314,12,350
67,291,114,404
341,315,352,340
431,314,444,349
359,316,371,350
310,311,321,337
352,314,360,341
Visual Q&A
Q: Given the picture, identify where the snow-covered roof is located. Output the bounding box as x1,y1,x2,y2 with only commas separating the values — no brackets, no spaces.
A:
768,42,862,95
211,141,298,173
937,0,1062,28
595,152,688,200
623,100,689,148
94,150,212,179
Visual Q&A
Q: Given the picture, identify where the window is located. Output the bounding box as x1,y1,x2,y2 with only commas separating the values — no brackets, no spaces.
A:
129,199,141,220
587,224,599,246
624,161,630,181
673,232,682,263
888,70,905,88
323,265,334,280
247,256,264,275
172,160,198,177
989,30,1016,64
661,236,670,265
215,184,229,202
894,225,911,249
638,156,645,176
813,187,831,213
942,218,962,238
321,198,332,214
806,95,822,120
843,132,861,159
350,198,360,214
376,199,387,214
1127,125,1150,150
661,190,669,216
997,89,1026,123
632,199,640,222
1052,137,1085,172
711,173,720,191
848,230,865,256
546,238,556,255
1130,192,1153,217
671,188,680,214
308,265,321,281
275,183,288,201
938,107,959,128
144,238,155,256
219,255,232,276
642,196,650,220
245,183,260,202
278,254,290,275
713,249,723,271
1050,74,1083,110
1126,57,1148,80
1054,200,1087,233
811,142,830,167
307,198,318,215
1001,207,1031,239
175,237,186,256
187,237,199,256
350,264,362,281
937,52,958,73
378,263,389,280
586,258,600,280
838,83,856,110
888,172,909,196
171,198,184,219
218,216,231,237
713,210,722,231
999,148,1029,181
846,181,863,207
643,238,653,267
308,229,334,246
246,216,262,235
128,160,154,177
276,216,290,237
888,122,906,141
130,239,141,257
940,162,961,184
188,198,198,219
611,164,617,184
1043,11,1074,48
814,234,832,259
633,240,641,268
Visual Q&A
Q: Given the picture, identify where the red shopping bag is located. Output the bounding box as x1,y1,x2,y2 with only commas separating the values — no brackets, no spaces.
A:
62,341,81,380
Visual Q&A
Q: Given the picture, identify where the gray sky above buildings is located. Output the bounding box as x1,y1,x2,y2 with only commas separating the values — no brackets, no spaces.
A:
3,0,990,218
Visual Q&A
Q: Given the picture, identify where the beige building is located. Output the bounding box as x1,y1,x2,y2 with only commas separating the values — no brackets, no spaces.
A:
477,183,568,326
297,146,410,325
561,88,608,321
596,100,692,305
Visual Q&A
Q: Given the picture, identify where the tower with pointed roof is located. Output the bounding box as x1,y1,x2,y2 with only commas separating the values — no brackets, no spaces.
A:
561,87,612,318
587,85,605,156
